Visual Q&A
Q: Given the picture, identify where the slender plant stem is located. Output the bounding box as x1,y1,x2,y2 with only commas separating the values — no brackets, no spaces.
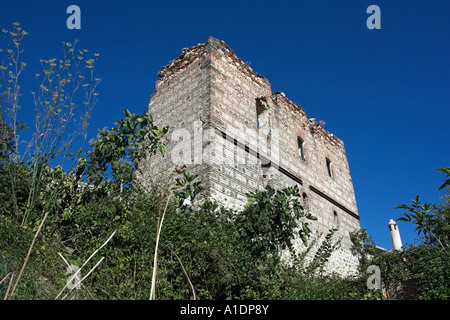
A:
164,246,196,300
0,272,12,286
428,229,448,253
4,272,14,300
150,190,173,300
8,211,49,299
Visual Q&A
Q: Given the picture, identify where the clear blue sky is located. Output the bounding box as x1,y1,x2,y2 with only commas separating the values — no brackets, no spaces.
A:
1,0,449,250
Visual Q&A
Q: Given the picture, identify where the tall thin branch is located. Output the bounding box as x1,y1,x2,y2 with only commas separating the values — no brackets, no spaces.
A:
150,191,173,300
8,211,48,299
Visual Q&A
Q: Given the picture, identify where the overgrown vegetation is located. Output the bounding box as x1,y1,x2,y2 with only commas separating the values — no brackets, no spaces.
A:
1,23,449,300
350,169,450,300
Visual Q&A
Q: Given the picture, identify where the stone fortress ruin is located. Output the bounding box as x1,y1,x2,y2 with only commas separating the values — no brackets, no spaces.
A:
141,37,361,277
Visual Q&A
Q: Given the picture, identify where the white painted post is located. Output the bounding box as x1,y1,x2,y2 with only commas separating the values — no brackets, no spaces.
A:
388,219,402,250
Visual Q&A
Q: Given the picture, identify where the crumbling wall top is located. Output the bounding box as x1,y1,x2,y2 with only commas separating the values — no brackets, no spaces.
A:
272,91,343,145
156,42,207,79
156,37,270,88
153,37,342,146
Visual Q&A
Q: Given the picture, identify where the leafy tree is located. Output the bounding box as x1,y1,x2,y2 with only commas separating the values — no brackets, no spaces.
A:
349,167,450,300
85,109,168,191
396,167,450,251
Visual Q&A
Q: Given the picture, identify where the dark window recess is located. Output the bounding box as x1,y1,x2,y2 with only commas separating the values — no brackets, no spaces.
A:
297,137,305,161
333,211,339,229
256,101,267,128
326,157,332,177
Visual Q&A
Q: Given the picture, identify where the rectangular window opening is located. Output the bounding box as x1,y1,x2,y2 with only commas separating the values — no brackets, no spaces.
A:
326,157,332,177
256,102,267,129
297,137,305,161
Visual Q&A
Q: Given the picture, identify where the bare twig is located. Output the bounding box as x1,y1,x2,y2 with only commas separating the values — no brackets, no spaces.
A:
2,272,14,300
0,272,12,286
8,211,49,299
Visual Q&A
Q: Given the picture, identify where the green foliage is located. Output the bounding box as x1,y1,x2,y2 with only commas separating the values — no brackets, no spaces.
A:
360,243,450,300
304,229,340,276
86,109,168,190
396,168,450,250
385,168,450,299
1,23,101,228
396,196,438,244
1,165,356,299
437,167,450,191
405,244,450,300
235,185,316,258
347,167,450,300
433,193,450,244
350,228,376,261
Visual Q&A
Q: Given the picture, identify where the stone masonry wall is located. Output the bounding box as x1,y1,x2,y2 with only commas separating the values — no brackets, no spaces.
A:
142,37,361,277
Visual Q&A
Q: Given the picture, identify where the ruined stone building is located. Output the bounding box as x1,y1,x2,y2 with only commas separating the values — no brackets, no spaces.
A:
141,37,361,277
